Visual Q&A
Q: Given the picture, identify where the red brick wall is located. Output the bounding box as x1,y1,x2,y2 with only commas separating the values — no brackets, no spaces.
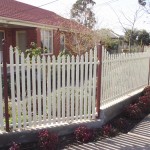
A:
5,29,13,62
53,29,60,56
26,28,37,47
36,28,41,47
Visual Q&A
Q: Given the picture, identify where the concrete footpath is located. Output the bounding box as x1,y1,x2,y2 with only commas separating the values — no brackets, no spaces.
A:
64,114,150,150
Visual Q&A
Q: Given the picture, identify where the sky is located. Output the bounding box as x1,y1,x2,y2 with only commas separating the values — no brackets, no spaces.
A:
16,0,150,35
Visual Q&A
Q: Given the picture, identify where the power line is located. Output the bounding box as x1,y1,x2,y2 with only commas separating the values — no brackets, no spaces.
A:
33,0,59,8
94,1,121,33
94,0,120,15
95,0,120,8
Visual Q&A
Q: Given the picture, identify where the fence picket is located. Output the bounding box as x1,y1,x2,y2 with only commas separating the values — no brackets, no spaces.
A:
26,56,32,127
71,56,75,122
80,55,84,120
47,56,51,123
75,56,79,120
42,56,47,124
84,52,88,119
66,56,70,123
32,56,36,126
52,56,56,123
37,56,42,125
57,56,60,123
88,50,93,119
15,50,21,129
10,47,16,130
92,49,97,119
21,53,26,128
62,56,66,122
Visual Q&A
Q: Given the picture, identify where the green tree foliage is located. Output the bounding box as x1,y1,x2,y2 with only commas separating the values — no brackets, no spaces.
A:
124,29,150,48
104,39,119,53
70,0,96,29
137,30,150,46
124,29,138,46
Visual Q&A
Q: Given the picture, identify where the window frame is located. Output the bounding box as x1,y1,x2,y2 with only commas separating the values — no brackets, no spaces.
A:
41,29,53,54
60,34,65,51
16,30,27,53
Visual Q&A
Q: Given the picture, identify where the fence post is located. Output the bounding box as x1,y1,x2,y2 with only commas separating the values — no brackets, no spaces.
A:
2,39,9,132
96,43,102,118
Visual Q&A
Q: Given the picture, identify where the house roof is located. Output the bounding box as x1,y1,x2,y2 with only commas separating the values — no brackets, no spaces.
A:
0,0,88,32
96,29,120,39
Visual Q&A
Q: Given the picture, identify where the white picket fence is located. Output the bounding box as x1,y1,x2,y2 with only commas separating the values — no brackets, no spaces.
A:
1,46,150,131
101,48,150,106
8,47,98,130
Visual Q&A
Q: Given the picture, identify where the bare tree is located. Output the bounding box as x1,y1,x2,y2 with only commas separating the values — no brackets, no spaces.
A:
109,5,144,52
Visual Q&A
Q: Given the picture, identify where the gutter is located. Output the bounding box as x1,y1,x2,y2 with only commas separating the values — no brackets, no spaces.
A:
0,16,75,32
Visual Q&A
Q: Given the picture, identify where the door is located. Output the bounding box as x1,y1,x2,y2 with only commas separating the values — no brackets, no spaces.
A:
16,31,27,53
0,31,4,63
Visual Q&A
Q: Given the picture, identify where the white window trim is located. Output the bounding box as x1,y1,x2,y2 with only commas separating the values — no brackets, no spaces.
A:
41,29,53,54
60,34,65,51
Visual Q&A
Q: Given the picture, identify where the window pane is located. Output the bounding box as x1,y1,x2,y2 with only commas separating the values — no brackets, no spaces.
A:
60,34,65,51
41,29,53,53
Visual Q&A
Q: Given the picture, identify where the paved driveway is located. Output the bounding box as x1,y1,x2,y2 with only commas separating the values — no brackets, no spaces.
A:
63,114,150,150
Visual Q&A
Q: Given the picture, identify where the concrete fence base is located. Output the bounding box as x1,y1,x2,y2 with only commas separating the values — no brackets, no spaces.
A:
100,88,144,124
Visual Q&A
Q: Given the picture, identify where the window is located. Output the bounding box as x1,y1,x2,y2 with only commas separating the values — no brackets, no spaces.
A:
60,34,65,51
16,31,27,53
41,29,53,53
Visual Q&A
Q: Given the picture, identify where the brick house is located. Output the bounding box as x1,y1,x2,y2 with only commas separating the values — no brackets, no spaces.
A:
0,0,90,63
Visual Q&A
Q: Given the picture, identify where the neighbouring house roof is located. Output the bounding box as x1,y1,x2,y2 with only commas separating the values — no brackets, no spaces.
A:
96,29,121,39
0,0,88,32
